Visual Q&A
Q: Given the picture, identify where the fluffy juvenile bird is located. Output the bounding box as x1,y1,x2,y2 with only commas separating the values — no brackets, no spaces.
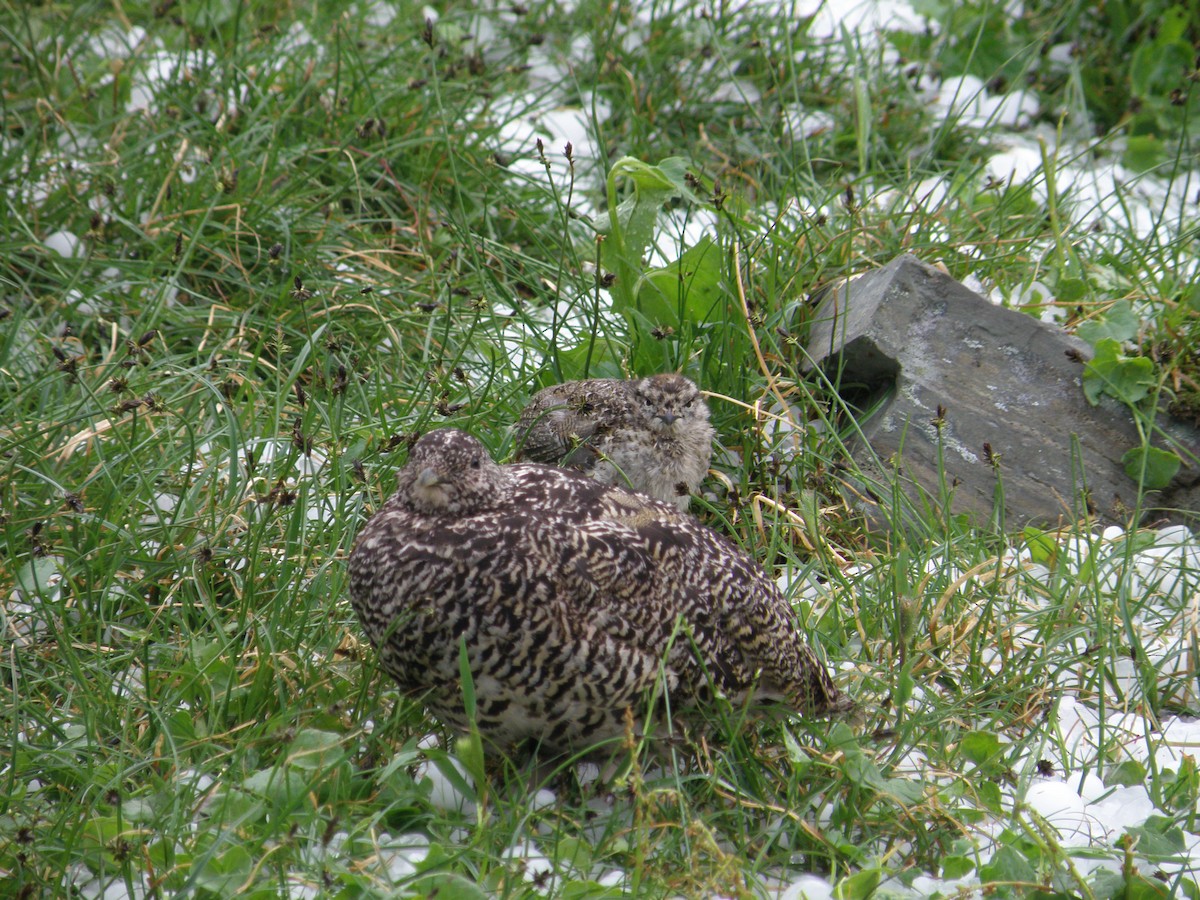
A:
513,373,714,510
348,428,850,755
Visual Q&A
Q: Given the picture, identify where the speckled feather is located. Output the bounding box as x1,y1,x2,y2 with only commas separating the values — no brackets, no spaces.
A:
514,373,715,510
348,428,850,754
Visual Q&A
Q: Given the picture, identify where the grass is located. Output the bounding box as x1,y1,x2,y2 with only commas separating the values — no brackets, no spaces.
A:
2,0,1199,897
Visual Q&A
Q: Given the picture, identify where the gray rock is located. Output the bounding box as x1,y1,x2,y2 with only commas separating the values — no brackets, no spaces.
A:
803,254,1200,531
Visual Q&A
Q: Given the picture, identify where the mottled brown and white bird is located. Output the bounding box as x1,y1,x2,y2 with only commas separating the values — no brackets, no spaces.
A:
513,373,715,510
348,428,850,756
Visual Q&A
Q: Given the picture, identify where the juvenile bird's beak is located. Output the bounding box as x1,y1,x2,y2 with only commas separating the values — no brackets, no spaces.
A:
658,411,677,426
416,466,442,488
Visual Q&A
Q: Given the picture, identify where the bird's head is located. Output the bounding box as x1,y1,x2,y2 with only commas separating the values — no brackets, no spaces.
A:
396,429,504,515
634,374,710,432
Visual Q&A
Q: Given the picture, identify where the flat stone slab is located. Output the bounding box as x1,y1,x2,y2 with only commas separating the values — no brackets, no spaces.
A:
804,254,1200,531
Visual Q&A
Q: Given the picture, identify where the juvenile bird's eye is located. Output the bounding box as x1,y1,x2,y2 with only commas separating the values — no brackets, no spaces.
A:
470,457,482,469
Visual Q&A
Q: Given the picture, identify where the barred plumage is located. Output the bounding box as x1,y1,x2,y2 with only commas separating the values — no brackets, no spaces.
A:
514,373,714,510
348,428,850,755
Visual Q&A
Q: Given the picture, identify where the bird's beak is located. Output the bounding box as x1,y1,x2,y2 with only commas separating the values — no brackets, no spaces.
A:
658,411,677,425
416,466,442,488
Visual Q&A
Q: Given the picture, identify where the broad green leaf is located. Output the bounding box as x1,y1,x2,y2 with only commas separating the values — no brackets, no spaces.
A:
979,845,1037,885
942,855,975,879
193,844,256,894
1055,276,1088,303
1107,759,1147,787
637,235,725,328
603,157,690,307
376,746,423,785
286,729,347,773
543,338,625,386
601,156,709,315
80,815,123,869
1120,875,1171,900
410,873,489,900
1083,338,1155,406
782,727,811,768
1076,300,1140,346
1162,754,1200,811
959,730,1002,766
625,308,673,374
1125,816,1187,858
241,767,310,809
1121,446,1180,490
1122,134,1164,173
841,751,886,790
205,787,264,826
881,776,925,805
835,867,881,899
1090,868,1126,899
1130,7,1192,98
554,836,593,875
976,779,1003,815
1081,337,1118,405
1156,4,1188,42
1021,527,1058,566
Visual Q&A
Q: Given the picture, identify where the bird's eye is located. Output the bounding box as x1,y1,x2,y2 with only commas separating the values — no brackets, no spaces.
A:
470,457,482,469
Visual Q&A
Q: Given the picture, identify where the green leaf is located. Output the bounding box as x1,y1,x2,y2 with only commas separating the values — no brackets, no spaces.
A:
624,308,673,374
543,338,625,385
601,156,710,316
976,779,1003,815
1076,300,1140,346
1156,4,1188,41
560,882,630,899
1125,816,1187,858
411,873,490,900
782,728,811,768
1121,875,1171,900
1089,868,1126,899
880,776,925,805
13,556,64,599
412,844,490,899
554,836,593,875
1121,446,1180,490
1055,276,1088,303
1130,6,1193,97
241,767,310,809
959,730,1002,766
636,234,724,328
835,867,882,899
1082,338,1118,405
1021,527,1058,566
193,844,256,895
979,845,1037,885
1122,134,1164,173
603,158,690,307
286,729,347,773
841,750,886,790
1107,759,1147,787
205,787,264,827
1082,338,1156,406
1162,754,1200,812
942,855,975,879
